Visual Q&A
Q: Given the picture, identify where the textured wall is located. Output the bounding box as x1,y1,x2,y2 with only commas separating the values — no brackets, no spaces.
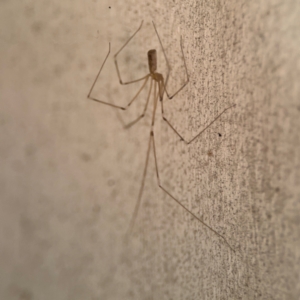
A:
0,0,299,299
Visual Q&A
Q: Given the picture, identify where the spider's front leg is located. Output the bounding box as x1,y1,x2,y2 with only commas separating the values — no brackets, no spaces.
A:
88,21,150,111
114,21,146,86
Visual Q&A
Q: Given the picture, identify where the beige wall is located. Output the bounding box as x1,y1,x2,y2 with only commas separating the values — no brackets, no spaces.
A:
0,0,299,299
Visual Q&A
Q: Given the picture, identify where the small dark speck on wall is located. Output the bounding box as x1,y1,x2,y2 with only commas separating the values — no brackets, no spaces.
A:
80,152,92,162
107,179,115,186
19,289,33,300
92,204,101,214
31,21,44,35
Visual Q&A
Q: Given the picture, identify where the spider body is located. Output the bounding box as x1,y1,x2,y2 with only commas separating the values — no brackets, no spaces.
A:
148,49,157,73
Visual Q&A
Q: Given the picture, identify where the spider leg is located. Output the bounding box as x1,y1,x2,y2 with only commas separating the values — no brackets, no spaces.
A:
152,22,189,99
114,21,146,85
87,43,124,109
160,91,236,144
87,43,150,110
125,81,160,238
124,79,153,129
155,79,235,250
151,126,235,252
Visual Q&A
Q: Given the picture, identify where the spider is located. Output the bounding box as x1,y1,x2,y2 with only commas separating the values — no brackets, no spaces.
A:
87,21,236,251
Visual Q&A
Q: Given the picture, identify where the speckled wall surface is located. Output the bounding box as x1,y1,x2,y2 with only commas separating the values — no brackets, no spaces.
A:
0,0,299,299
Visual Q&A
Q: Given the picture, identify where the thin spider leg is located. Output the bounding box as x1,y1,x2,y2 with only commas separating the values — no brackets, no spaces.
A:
158,78,164,101
125,82,160,238
114,21,146,85
126,75,150,107
151,130,235,252
161,100,236,144
124,79,153,129
87,42,111,99
151,81,160,127
152,22,189,99
87,43,125,109
125,131,152,240
166,36,189,99
88,58,149,110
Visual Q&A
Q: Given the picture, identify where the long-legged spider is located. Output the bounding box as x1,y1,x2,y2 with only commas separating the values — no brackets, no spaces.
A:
87,21,236,251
